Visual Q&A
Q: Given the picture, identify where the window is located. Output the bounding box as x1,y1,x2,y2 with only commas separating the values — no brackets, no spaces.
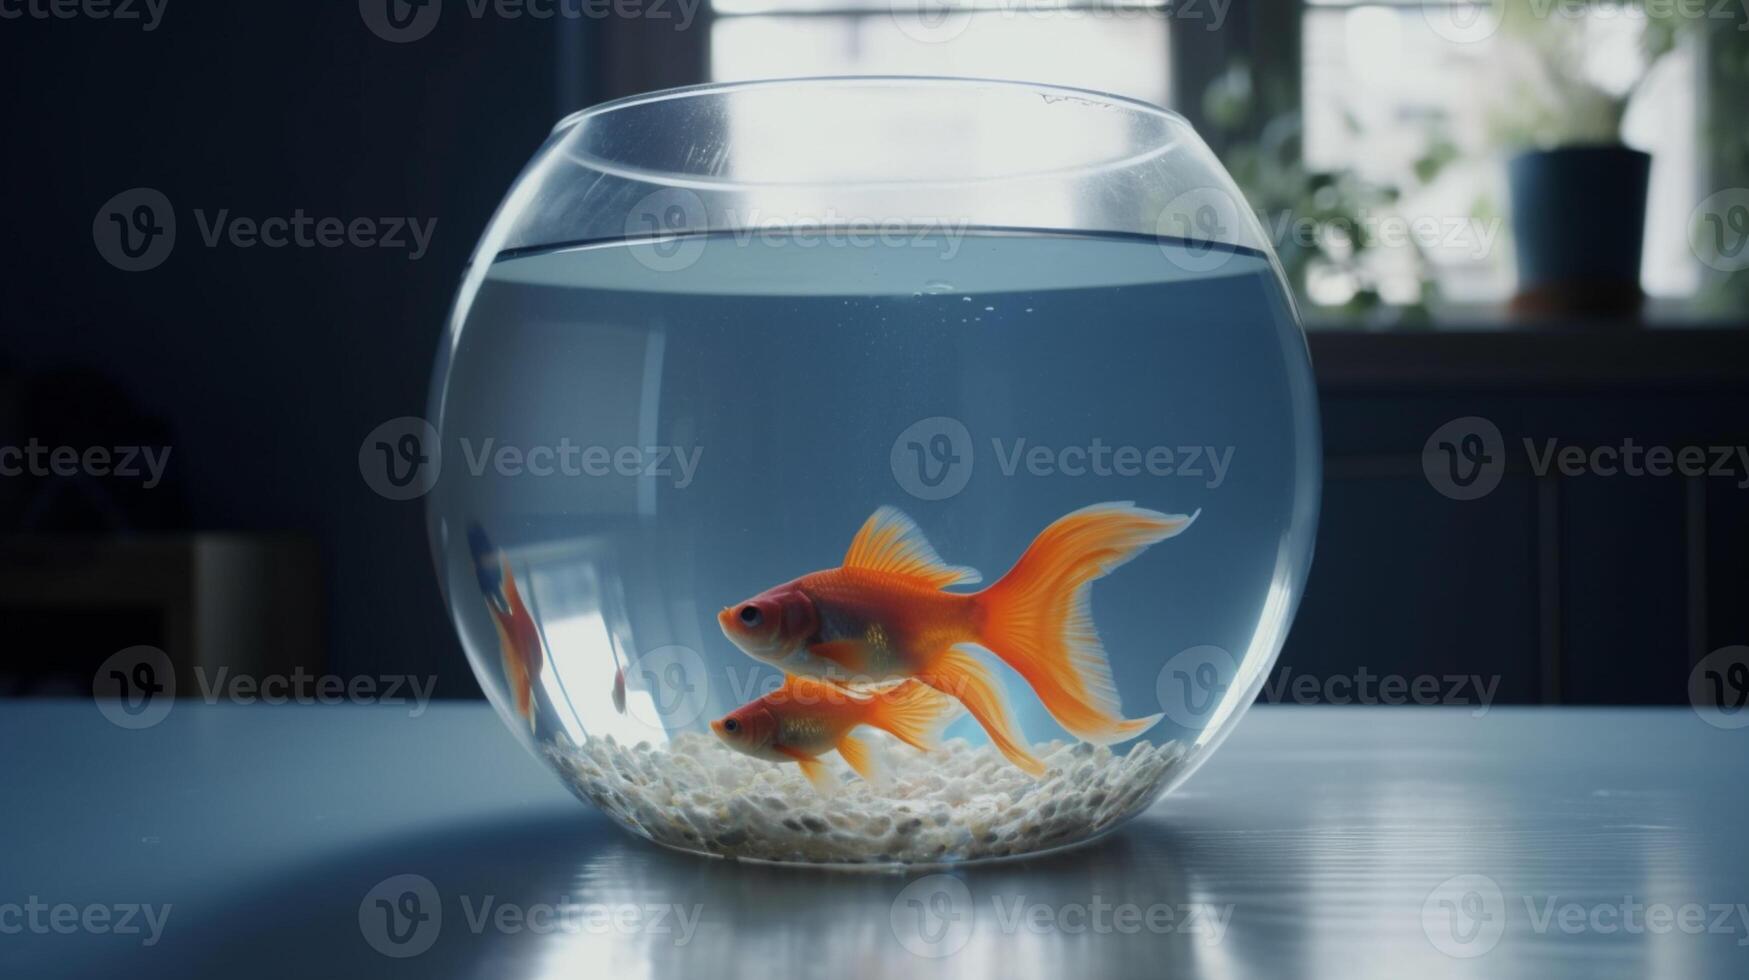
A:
709,1,1174,108
692,0,1718,315
1301,0,1700,306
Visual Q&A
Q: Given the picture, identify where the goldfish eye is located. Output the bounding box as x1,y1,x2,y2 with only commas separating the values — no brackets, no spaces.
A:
738,605,763,627
723,718,740,732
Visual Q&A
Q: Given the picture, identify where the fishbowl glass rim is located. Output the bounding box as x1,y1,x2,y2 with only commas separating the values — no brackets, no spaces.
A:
547,74,1197,191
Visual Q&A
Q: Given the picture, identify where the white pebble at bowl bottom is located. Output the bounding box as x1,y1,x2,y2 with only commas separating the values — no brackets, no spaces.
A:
545,731,1187,867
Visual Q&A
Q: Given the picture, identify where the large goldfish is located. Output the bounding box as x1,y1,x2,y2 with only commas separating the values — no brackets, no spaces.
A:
718,502,1195,777
710,674,958,791
470,523,543,733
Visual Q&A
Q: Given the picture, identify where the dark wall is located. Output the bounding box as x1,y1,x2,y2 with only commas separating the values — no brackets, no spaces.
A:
1,3,585,693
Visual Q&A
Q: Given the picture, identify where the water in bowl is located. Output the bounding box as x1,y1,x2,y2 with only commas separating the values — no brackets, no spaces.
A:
429,228,1318,865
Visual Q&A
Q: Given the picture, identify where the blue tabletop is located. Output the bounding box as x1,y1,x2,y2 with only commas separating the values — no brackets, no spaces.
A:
2,701,1745,979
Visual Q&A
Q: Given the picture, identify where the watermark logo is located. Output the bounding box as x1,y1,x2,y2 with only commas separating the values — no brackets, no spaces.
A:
360,417,441,501
1422,874,1507,958
359,0,442,42
890,874,974,958
623,645,711,731
1422,416,1506,501
92,646,176,730
359,874,442,958
891,416,974,501
1156,187,1247,274
93,188,175,272
1420,0,1504,44
1689,645,1749,730
625,188,708,272
1690,188,1749,273
889,0,974,44
1156,644,1235,729
0,898,172,947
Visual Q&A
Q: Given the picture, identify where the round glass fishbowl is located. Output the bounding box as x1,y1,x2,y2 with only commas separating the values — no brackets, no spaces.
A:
428,77,1319,866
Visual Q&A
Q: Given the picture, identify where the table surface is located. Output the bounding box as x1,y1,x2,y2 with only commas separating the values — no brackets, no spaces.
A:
3,701,1745,980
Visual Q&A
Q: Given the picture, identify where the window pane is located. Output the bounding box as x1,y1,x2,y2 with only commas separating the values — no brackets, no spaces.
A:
1302,4,1698,303
710,12,1171,108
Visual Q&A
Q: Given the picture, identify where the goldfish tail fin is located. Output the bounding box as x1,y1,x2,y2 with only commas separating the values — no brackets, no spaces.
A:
863,679,960,754
975,502,1194,744
919,649,1047,778
835,734,889,788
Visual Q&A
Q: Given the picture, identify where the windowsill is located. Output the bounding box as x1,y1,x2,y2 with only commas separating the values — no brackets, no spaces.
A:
1305,305,1749,391
1303,297,1744,333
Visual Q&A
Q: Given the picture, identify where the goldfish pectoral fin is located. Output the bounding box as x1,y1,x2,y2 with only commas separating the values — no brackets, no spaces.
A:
835,734,888,788
778,747,837,794
975,502,1193,744
920,649,1047,778
498,556,531,612
843,507,982,589
808,641,871,674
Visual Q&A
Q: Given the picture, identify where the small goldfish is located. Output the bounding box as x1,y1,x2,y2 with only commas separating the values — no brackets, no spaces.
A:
710,674,958,791
718,502,1195,776
469,523,543,733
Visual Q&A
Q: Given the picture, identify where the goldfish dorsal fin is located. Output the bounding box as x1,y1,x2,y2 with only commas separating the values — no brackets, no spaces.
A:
843,507,981,589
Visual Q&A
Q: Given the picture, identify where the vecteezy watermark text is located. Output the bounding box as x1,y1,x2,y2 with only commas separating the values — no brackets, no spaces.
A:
358,417,704,501
889,874,1230,958
1421,0,1749,47
357,874,701,958
1424,416,1749,501
891,0,1231,47
991,438,1233,487
0,898,171,947
0,441,170,488
1422,874,1749,958
359,0,701,44
457,438,701,487
0,0,168,30
192,667,436,716
1156,646,1502,729
890,416,1232,501
94,188,436,272
720,209,972,259
92,646,439,730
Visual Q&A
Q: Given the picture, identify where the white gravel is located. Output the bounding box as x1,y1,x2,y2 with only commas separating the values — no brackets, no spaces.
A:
545,732,1186,866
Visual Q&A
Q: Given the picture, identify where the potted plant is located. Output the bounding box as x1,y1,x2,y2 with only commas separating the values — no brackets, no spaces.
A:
1486,5,1680,316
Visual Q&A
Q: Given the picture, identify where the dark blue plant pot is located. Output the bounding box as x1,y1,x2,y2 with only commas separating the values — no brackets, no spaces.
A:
1508,145,1651,316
